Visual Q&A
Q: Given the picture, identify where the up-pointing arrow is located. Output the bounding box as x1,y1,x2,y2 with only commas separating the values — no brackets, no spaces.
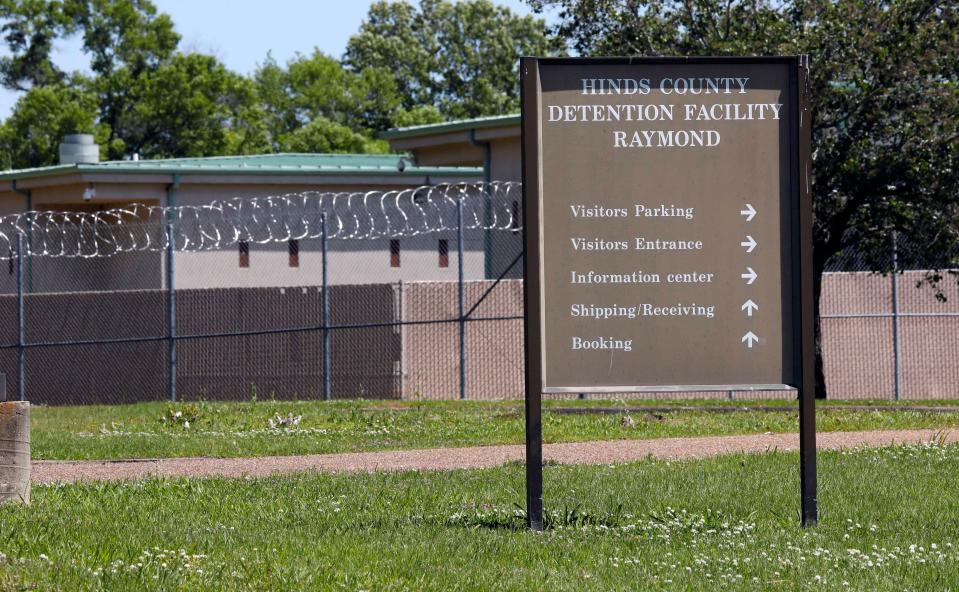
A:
741,235,757,253
742,331,759,348
740,203,757,222
742,299,759,317
741,267,757,285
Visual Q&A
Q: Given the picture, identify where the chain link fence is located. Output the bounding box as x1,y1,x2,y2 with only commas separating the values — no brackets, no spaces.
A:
821,230,959,400
0,182,955,405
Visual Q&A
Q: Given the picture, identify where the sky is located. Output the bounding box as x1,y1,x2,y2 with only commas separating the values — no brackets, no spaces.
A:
0,0,555,117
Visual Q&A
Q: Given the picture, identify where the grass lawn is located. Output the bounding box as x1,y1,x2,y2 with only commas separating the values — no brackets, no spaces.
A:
2,442,959,590
30,398,959,461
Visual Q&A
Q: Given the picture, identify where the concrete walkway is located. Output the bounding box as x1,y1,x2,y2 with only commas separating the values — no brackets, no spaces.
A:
32,428,958,484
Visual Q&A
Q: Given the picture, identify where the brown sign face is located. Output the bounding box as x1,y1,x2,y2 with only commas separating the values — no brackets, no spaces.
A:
522,58,807,392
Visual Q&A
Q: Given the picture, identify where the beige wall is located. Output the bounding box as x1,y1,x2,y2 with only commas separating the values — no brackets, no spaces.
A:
173,182,490,288
400,133,521,182
489,137,522,182
175,233,488,289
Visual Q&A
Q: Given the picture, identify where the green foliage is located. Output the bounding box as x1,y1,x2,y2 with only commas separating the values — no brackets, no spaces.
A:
252,53,297,152
285,50,401,133
0,76,105,169
393,104,445,129
75,1,267,160
72,0,179,78
0,0,270,162
254,50,402,149
122,53,269,158
346,0,561,120
277,116,387,154
160,401,208,429
0,0,78,90
0,0,555,161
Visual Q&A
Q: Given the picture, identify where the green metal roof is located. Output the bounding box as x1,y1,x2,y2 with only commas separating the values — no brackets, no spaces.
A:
0,153,482,182
381,114,520,140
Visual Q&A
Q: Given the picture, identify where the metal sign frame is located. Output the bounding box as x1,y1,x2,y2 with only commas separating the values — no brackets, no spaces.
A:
521,56,816,531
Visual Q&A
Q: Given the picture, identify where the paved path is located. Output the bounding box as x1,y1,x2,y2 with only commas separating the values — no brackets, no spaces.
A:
32,428,958,484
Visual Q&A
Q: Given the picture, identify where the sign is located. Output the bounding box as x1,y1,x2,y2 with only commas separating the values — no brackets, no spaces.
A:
521,57,816,530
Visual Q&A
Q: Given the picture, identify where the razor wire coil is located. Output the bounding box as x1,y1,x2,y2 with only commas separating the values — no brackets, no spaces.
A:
0,182,523,259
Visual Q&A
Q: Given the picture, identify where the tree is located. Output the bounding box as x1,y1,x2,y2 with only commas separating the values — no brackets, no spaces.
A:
124,53,268,158
285,50,401,132
253,49,401,151
0,0,270,160
73,0,178,76
0,0,79,90
532,0,959,397
253,53,298,152
72,0,180,159
0,76,105,169
277,117,387,154
346,0,561,120
392,105,444,129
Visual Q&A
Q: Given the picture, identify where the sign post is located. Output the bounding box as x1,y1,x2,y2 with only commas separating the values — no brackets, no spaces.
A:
521,56,816,531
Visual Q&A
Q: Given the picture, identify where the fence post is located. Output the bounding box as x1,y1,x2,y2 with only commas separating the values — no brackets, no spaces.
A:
457,193,466,400
166,222,176,402
321,213,331,401
398,280,405,400
16,234,24,402
891,231,901,401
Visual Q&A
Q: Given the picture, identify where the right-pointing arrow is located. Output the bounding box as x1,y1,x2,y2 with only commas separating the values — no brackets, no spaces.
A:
741,267,757,285
740,203,757,222
742,299,759,317
742,331,759,348
741,235,757,253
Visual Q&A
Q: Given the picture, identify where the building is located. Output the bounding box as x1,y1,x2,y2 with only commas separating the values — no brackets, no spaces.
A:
382,114,521,182
0,122,525,404
383,115,523,279
0,136,487,292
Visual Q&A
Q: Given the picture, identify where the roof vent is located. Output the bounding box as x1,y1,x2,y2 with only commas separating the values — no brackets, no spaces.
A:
59,134,99,165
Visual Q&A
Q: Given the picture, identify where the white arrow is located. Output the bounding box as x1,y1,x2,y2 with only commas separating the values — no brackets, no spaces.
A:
742,299,759,317
740,203,757,221
741,235,757,253
741,267,757,285
742,331,759,348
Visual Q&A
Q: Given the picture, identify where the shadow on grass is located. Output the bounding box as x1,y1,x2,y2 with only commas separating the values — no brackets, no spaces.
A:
444,502,627,532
